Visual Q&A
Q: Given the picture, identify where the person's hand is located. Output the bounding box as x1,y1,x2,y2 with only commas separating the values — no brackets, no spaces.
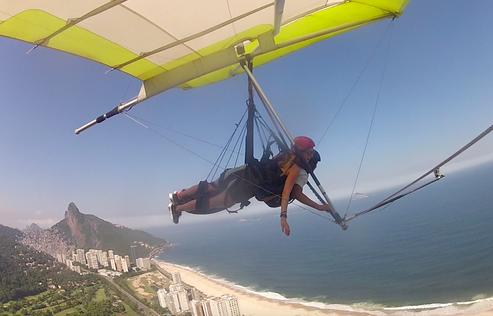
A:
280,217,290,236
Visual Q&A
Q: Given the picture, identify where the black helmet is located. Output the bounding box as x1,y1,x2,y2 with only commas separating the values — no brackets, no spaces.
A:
308,150,321,171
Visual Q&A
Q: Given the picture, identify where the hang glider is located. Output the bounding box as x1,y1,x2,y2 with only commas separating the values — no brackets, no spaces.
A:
0,0,408,133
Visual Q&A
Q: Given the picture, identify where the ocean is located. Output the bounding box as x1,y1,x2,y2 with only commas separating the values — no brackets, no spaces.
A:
149,161,493,309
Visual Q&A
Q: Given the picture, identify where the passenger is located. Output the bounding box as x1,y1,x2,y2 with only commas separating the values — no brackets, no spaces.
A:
168,136,333,236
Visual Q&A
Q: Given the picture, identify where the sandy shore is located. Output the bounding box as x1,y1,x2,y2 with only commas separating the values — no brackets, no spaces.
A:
154,259,493,316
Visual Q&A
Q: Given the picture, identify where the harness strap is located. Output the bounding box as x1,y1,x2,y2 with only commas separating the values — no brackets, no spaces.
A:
226,200,251,214
195,181,210,211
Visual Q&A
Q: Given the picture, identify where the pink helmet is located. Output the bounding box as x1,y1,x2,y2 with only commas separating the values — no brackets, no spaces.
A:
293,136,315,151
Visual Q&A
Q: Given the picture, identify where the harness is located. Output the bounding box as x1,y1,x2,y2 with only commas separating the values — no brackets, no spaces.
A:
255,151,301,207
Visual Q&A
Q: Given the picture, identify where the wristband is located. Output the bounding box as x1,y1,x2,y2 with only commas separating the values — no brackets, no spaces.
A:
280,212,287,218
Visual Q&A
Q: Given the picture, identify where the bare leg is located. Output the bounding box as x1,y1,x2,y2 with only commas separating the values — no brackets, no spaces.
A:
176,191,236,214
176,182,219,204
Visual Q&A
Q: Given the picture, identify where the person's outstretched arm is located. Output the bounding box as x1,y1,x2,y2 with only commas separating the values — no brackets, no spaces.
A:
291,185,333,212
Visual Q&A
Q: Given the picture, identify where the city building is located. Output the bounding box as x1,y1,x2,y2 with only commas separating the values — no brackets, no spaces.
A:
190,299,205,316
219,295,240,316
157,272,192,314
169,282,185,293
166,290,189,314
157,289,167,308
175,290,190,313
97,250,109,267
124,255,131,268
108,250,114,260
76,248,86,265
114,255,123,272
203,298,221,316
191,288,201,300
110,258,116,271
130,245,137,264
172,272,182,284
121,258,129,273
136,257,151,270
85,250,99,270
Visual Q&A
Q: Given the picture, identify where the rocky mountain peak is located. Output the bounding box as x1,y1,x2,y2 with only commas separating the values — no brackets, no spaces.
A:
52,203,166,256
24,223,42,233
65,202,81,219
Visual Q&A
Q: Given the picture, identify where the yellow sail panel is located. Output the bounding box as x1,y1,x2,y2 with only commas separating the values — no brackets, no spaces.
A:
179,1,400,90
0,9,158,79
0,1,409,96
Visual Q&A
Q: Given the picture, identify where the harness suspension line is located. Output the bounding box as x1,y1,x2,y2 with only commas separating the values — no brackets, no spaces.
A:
256,113,289,151
233,123,247,168
224,122,247,170
254,114,267,151
346,123,493,222
212,121,244,179
207,110,247,181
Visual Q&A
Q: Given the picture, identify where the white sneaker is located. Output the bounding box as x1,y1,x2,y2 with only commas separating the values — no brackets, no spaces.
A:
168,202,181,224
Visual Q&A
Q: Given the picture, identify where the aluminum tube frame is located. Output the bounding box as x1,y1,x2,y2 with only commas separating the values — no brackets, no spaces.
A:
242,66,294,141
245,60,255,164
75,96,140,134
242,64,347,229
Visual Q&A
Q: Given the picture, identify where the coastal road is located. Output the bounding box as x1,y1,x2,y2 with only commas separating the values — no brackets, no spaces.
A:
102,275,160,316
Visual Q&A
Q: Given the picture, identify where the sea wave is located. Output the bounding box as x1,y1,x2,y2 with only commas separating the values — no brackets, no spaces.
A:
155,258,493,314
383,296,493,311
156,259,391,314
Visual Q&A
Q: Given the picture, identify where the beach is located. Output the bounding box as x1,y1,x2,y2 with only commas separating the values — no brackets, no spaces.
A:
155,259,493,316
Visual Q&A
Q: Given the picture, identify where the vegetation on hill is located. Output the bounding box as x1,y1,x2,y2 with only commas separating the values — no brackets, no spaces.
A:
0,225,84,303
0,225,142,315
0,276,141,316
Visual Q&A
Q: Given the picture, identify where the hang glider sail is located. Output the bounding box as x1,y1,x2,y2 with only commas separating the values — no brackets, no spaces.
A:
1,0,408,132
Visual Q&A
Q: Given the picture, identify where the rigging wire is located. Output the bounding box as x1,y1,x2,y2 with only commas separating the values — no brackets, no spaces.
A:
123,113,217,166
344,22,395,217
124,113,225,149
345,123,493,222
318,20,394,145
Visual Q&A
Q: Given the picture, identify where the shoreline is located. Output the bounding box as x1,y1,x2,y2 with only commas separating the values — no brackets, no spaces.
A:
153,258,493,316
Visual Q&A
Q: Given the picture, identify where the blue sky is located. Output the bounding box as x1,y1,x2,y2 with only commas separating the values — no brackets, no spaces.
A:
1,0,492,229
